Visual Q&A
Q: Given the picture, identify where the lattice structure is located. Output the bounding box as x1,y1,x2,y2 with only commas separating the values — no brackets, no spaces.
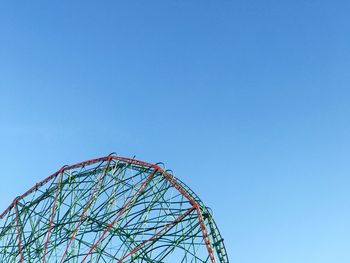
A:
0,155,229,262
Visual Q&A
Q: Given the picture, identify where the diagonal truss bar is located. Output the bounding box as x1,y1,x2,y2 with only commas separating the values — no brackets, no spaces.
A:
79,167,159,263
42,168,64,262
59,156,113,263
117,205,196,263
158,169,217,263
14,203,24,263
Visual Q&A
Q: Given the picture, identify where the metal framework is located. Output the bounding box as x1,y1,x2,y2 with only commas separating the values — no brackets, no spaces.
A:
0,154,229,262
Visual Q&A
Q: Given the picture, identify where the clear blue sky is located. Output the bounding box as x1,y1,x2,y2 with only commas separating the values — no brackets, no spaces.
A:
1,1,349,262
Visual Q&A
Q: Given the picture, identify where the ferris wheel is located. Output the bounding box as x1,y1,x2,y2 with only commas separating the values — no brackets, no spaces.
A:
0,154,229,262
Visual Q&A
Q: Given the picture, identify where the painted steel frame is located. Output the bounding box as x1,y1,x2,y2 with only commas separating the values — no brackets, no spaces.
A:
0,154,229,262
